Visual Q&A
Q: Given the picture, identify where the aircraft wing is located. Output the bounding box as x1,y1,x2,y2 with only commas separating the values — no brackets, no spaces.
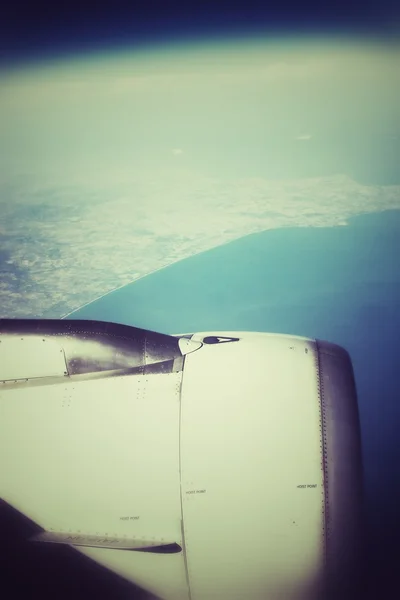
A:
0,319,363,600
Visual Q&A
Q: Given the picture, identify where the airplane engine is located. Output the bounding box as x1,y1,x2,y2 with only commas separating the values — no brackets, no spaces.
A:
0,319,363,599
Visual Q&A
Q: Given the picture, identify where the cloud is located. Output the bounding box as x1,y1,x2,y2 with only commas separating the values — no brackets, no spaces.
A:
295,134,312,141
172,148,183,155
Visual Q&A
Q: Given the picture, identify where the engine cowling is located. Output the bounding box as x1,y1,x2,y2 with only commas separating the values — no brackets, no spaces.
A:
0,320,363,600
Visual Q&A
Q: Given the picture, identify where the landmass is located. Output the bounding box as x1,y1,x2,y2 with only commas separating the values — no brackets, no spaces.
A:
1,172,399,318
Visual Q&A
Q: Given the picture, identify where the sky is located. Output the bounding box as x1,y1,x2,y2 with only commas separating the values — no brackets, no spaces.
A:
1,39,399,183
1,0,399,189
1,0,400,68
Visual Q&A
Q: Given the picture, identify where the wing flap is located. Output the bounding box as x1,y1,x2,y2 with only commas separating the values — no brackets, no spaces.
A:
30,531,182,553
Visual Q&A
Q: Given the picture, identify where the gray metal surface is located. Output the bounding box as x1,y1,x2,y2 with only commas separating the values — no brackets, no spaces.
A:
316,339,364,595
0,319,185,379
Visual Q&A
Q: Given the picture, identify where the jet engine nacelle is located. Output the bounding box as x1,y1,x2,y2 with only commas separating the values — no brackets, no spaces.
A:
0,319,363,600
